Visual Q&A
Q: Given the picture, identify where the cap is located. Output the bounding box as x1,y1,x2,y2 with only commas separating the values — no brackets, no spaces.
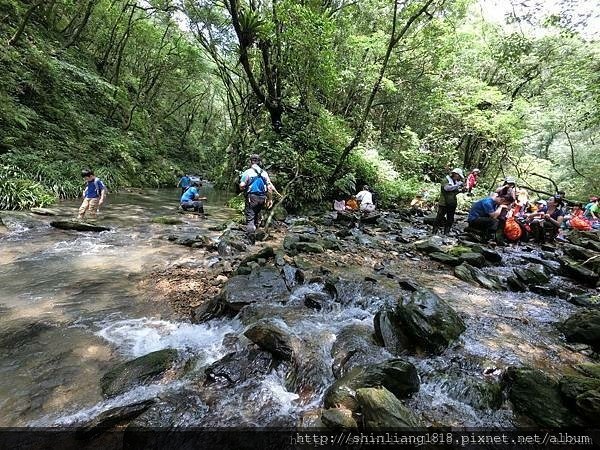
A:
535,199,547,206
591,196,598,201
472,168,480,173
504,176,516,184
451,168,464,179
249,154,261,162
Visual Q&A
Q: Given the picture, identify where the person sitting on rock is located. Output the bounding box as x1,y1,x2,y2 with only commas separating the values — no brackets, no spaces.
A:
529,196,565,244
180,181,207,214
467,195,514,242
584,196,599,220
356,185,376,213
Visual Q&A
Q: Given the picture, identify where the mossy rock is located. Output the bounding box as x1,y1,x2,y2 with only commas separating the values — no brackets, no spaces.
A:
151,216,183,225
355,387,423,428
100,349,178,398
575,363,600,380
559,375,600,403
447,245,474,257
321,408,357,430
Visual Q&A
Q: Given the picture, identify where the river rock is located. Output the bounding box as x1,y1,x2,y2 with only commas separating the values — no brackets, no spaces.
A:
294,242,325,254
30,207,58,216
151,216,183,225
192,267,288,322
127,389,208,428
429,252,461,266
575,363,600,379
414,236,444,254
282,265,304,290
239,246,275,266
355,387,422,428
559,375,600,404
576,390,600,422
373,310,410,355
458,252,486,266
77,399,155,438
331,324,390,378
204,347,275,386
502,366,578,427
391,289,465,354
568,230,600,252
323,359,419,412
454,263,503,291
243,319,301,362
559,256,599,286
100,349,179,398
320,408,357,429
506,275,527,292
50,220,110,232
560,309,600,350
513,264,550,285
217,229,248,256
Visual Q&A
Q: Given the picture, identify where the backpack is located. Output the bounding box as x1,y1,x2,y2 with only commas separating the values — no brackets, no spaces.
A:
87,178,106,198
504,217,522,241
246,168,268,195
571,216,592,231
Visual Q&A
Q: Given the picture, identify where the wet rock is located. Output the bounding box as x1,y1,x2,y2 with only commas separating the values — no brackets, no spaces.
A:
323,359,419,411
502,366,578,427
295,242,325,254
239,246,275,266
331,324,389,378
576,390,600,422
204,347,275,386
568,230,600,252
506,275,528,292
151,216,183,225
100,349,178,398
429,252,461,266
217,229,248,257
393,289,466,354
303,292,332,311
321,408,357,429
373,310,410,355
458,252,486,266
355,387,422,428
193,268,288,322
77,400,155,438
575,363,600,379
414,236,444,254
560,309,600,350
243,319,301,362
282,265,304,290
50,220,110,232
513,264,550,285
127,390,208,427
441,373,503,410
454,263,503,291
530,285,557,296
423,214,437,226
559,375,600,404
559,257,599,286
566,294,600,308
520,254,560,273
562,243,597,263
30,207,58,216
398,278,420,292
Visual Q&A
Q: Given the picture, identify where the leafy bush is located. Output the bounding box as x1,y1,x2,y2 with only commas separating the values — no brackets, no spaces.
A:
0,165,56,210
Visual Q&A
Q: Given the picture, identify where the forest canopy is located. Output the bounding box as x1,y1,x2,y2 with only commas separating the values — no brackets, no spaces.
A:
0,0,598,209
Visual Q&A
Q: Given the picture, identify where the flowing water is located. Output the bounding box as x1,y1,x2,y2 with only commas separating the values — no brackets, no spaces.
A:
0,193,592,428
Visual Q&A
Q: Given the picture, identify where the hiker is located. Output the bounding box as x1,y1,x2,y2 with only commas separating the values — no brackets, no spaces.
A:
239,154,275,236
180,181,206,214
467,195,514,242
356,185,376,213
410,193,426,216
466,169,480,195
177,174,191,195
529,196,565,244
433,168,464,235
495,176,517,200
78,169,107,220
584,196,599,220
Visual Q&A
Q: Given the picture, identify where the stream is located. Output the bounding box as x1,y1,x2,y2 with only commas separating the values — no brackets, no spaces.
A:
0,190,595,429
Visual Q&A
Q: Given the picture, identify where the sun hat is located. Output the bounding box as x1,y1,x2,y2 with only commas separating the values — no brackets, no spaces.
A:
451,168,464,179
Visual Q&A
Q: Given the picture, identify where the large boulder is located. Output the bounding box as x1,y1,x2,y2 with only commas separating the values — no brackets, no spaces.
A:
568,230,600,252
100,349,178,398
576,390,600,422
454,263,504,291
355,387,423,428
320,408,357,429
50,220,110,232
192,268,288,322
204,346,275,386
77,400,155,438
558,257,599,286
502,367,580,427
331,324,390,378
559,375,600,404
373,310,411,355
392,289,466,354
323,359,419,412
513,264,550,285
243,319,301,362
429,252,461,266
414,236,444,254
560,309,600,350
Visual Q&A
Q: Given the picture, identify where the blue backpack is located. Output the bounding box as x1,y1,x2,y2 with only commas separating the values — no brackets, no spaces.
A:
247,168,268,195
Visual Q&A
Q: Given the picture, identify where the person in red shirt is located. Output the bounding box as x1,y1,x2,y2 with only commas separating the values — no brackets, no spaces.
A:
466,169,480,195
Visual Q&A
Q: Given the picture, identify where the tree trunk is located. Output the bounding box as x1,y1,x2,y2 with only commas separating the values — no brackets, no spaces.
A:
8,0,44,46
64,0,96,49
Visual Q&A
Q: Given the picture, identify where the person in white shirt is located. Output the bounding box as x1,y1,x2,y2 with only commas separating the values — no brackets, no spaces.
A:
356,185,375,213
239,154,276,236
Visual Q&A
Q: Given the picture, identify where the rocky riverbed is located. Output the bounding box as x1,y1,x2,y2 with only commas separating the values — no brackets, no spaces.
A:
61,208,600,432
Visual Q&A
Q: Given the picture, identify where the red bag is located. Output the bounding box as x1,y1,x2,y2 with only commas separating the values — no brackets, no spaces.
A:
504,217,523,241
571,216,592,231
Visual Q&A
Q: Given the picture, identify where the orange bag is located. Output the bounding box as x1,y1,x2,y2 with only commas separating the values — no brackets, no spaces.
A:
504,217,522,241
571,216,592,231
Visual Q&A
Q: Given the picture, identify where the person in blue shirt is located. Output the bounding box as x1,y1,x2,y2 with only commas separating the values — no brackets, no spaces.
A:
78,169,107,220
467,195,513,242
180,181,207,214
177,174,192,195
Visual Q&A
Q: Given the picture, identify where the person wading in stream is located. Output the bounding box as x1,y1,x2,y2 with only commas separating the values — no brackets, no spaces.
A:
433,168,464,235
239,154,276,241
78,169,107,220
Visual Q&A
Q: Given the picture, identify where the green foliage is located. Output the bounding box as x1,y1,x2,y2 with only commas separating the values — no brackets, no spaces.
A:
0,165,56,210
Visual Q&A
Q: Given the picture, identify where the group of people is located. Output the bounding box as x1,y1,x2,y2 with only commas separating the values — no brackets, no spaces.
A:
334,186,377,214
433,167,599,244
